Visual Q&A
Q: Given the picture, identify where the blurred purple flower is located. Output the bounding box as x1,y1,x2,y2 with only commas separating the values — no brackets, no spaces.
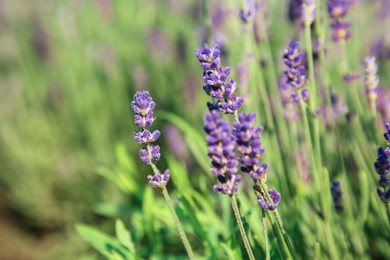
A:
377,87,390,123
328,0,349,19
331,181,344,212
343,72,360,84
302,0,316,25
364,56,379,104
164,124,188,162
330,21,351,42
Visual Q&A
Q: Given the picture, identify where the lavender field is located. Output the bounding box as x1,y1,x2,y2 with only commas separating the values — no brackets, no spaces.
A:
0,0,389,259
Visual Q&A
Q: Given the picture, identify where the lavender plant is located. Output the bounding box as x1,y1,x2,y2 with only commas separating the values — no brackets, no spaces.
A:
132,91,194,259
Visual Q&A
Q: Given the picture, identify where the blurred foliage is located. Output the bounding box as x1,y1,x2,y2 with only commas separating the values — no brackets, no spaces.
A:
0,0,390,259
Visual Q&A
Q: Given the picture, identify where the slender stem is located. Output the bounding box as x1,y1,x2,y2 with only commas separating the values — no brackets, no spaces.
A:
262,208,270,260
147,145,194,259
257,182,297,259
162,187,195,260
386,203,390,226
304,22,317,113
230,194,256,260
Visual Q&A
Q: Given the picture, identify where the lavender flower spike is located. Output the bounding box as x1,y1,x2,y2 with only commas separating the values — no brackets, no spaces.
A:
374,123,390,203
204,111,241,195
283,40,307,103
364,56,379,104
132,91,170,188
233,112,269,180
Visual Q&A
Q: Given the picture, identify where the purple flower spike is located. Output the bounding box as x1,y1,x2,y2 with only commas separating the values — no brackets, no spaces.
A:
374,123,390,203
283,40,307,102
204,111,241,195
132,91,170,188
195,44,221,71
148,169,170,188
330,181,344,213
233,112,268,180
258,188,281,211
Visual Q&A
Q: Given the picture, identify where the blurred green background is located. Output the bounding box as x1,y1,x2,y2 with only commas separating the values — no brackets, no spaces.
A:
1,0,390,259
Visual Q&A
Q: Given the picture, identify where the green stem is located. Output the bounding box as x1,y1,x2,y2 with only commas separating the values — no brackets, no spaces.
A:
147,145,194,259
162,187,195,260
304,22,317,113
262,208,270,260
230,195,256,260
386,203,390,226
258,182,297,259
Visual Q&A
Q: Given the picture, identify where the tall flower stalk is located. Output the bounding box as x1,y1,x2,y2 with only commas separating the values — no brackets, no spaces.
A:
131,91,194,259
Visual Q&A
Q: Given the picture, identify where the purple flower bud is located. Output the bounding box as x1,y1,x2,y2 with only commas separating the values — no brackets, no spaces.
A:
131,91,156,116
258,188,281,211
330,21,351,42
139,145,161,165
331,181,344,212
195,44,221,71
343,73,360,84
134,130,161,144
328,0,349,19
148,169,170,188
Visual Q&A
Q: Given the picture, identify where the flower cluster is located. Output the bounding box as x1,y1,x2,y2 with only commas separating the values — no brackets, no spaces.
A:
283,40,308,103
195,44,244,114
330,181,344,212
132,91,170,188
328,0,351,42
374,123,390,203
258,188,281,211
204,111,241,195
364,56,379,105
233,112,268,180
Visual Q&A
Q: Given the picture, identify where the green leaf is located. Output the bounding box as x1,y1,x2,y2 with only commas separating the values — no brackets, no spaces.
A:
116,219,136,253
76,224,129,259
